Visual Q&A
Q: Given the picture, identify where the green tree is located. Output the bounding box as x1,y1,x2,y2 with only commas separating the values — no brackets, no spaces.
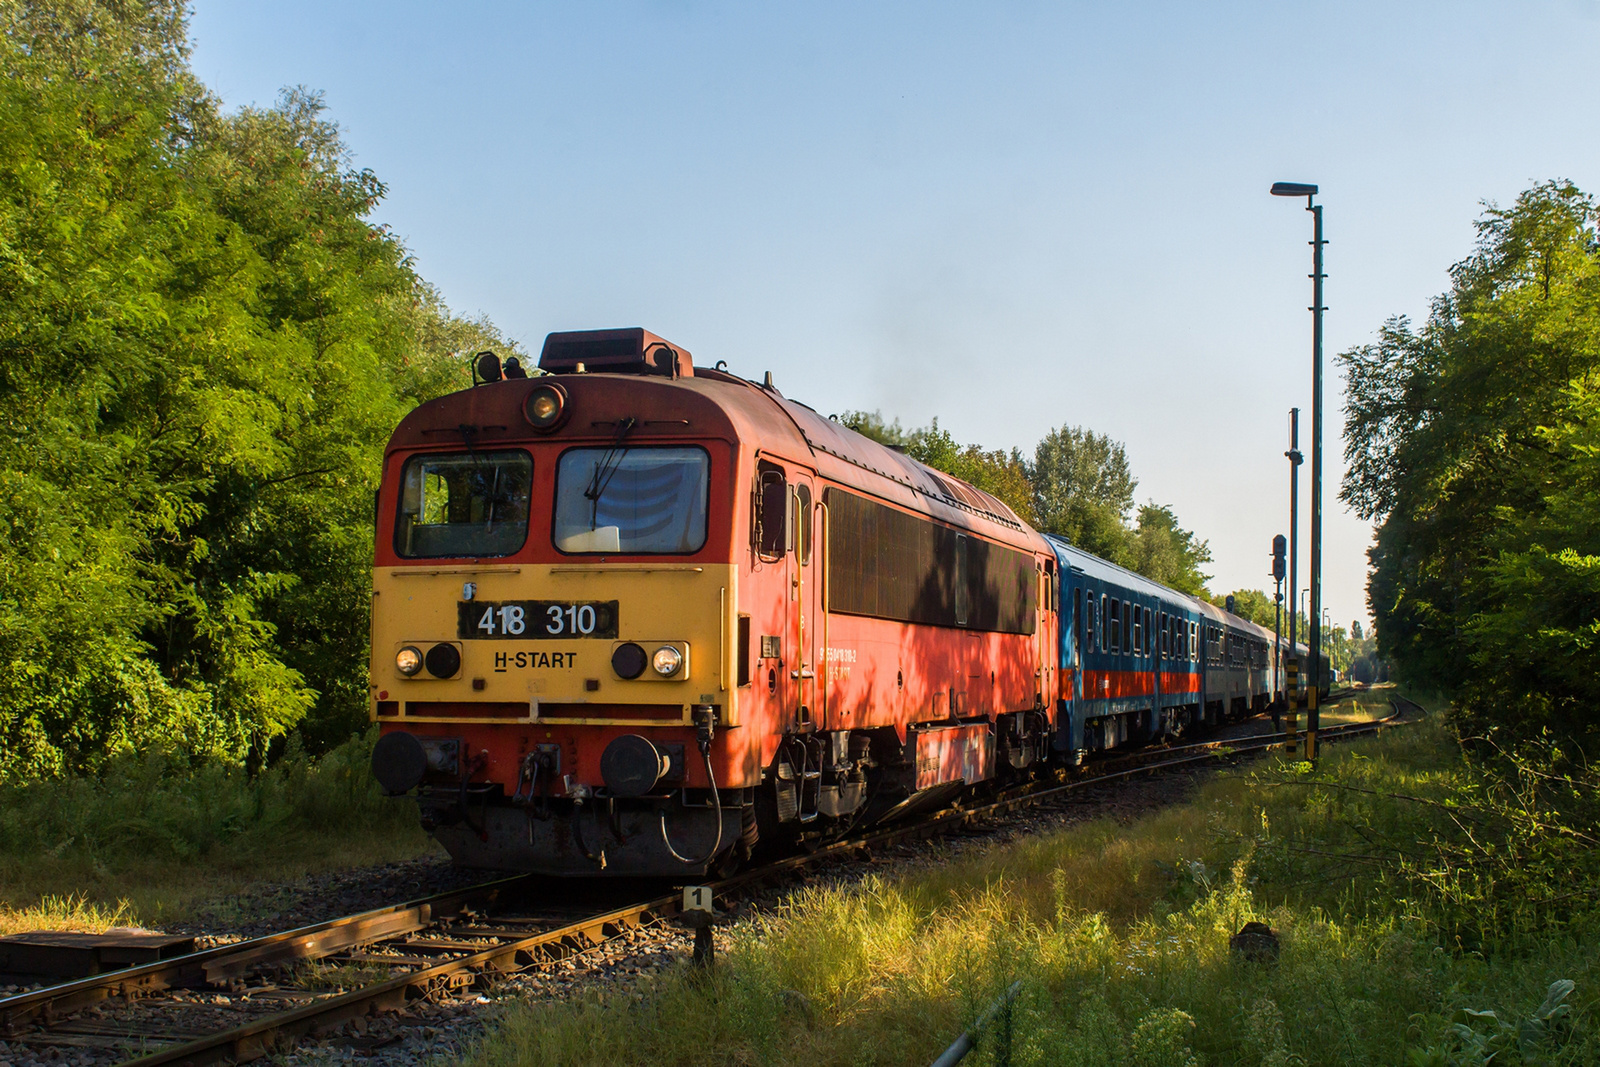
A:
0,0,513,776
1341,180,1600,743
1025,425,1137,562
1210,590,1278,628
838,412,1038,525
1129,503,1211,595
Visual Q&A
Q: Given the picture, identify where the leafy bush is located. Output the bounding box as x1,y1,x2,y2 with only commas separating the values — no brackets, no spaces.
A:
0,728,417,874
1246,718,1600,952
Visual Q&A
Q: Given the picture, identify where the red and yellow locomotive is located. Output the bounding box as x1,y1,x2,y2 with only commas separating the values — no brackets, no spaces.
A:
369,329,1058,875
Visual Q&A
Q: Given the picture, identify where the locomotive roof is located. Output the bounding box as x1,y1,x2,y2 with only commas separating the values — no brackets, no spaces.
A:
386,361,1040,551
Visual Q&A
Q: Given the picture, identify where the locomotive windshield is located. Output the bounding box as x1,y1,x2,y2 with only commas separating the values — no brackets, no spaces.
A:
394,450,533,558
553,446,709,554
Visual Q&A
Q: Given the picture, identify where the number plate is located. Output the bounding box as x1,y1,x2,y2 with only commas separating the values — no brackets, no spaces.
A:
458,600,619,640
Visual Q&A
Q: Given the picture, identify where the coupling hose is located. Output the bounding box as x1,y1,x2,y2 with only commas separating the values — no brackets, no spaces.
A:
659,716,724,867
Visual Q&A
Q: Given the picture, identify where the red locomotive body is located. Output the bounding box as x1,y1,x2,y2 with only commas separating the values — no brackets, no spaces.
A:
369,329,1057,875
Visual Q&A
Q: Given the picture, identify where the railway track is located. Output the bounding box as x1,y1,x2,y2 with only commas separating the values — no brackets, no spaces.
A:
0,689,1410,1066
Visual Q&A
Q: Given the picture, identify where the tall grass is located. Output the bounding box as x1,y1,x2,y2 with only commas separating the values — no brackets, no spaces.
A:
463,714,1599,1066
0,730,433,924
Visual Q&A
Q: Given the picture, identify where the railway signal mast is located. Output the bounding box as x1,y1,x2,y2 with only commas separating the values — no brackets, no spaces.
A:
1271,181,1326,760
1271,533,1286,720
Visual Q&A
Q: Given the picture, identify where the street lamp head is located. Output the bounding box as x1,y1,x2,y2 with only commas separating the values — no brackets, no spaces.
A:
1271,182,1318,197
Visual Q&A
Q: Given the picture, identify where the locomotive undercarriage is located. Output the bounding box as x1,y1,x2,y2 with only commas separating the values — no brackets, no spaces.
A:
389,692,1267,876
417,786,750,877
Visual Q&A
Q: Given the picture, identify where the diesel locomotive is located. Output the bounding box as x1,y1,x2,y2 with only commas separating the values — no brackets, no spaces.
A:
368,328,1286,876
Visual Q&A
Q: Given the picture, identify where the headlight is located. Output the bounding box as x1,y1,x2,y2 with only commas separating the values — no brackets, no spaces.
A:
395,646,423,676
523,383,568,432
651,645,683,676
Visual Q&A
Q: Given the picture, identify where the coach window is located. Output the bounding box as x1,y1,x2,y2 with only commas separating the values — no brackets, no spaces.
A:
1110,599,1122,653
1131,605,1141,657
1082,589,1093,653
1073,588,1083,656
755,465,787,561
1099,594,1107,652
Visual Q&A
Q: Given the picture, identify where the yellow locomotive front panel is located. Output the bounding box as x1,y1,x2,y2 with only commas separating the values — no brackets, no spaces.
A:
371,562,739,730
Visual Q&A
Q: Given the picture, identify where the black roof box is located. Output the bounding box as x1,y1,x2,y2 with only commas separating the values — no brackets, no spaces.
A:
538,328,693,378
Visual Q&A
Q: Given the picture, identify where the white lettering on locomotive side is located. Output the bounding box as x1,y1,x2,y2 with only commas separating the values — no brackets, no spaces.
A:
825,647,857,679
493,650,578,673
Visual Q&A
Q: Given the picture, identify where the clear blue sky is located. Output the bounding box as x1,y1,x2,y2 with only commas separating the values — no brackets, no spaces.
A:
189,1,1600,631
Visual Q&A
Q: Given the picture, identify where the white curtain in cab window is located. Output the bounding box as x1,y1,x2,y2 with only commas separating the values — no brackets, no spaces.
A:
554,447,709,554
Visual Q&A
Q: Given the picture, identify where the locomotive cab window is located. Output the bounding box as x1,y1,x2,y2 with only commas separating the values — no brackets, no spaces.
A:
756,466,786,561
554,446,709,554
395,450,533,559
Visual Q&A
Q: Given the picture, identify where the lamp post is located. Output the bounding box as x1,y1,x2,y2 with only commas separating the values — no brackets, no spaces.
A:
1272,180,1326,759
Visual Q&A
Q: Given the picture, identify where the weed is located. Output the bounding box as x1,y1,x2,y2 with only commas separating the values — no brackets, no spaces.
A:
459,705,1600,1066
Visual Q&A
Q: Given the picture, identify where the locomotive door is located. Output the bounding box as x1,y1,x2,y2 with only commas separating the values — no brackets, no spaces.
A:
756,460,818,734
791,474,822,730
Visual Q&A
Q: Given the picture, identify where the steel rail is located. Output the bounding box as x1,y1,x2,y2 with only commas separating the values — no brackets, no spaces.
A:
119,896,685,1066
0,875,531,1031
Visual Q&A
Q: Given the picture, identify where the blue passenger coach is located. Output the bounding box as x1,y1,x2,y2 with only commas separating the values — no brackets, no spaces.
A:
1046,535,1282,763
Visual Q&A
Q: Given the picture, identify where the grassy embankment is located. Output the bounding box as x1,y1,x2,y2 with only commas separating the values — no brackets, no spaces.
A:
464,694,1598,1066
0,732,437,933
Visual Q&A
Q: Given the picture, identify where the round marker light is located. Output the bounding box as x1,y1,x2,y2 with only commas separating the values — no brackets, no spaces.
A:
523,383,568,432
395,646,423,676
424,642,461,679
611,642,647,680
651,645,683,677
